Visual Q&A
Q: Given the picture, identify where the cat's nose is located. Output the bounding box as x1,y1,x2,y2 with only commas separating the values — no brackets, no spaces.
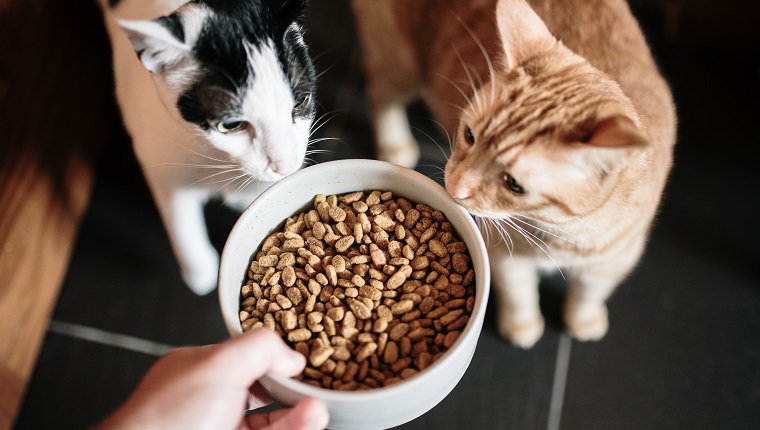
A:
446,183,470,200
272,159,298,175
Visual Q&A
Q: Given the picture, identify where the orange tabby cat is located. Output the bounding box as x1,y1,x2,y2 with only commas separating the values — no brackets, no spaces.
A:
351,0,676,348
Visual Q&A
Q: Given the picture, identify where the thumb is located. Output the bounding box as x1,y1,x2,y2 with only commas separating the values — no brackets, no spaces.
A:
212,328,306,387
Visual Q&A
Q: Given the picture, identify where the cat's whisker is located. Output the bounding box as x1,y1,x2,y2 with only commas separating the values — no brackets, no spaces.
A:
455,13,496,105
503,217,565,279
418,163,446,182
426,118,454,154
411,125,450,164
433,72,472,110
183,167,247,189
477,217,516,261
314,60,339,81
483,219,501,250
309,110,343,135
308,138,343,147
475,217,489,244
304,145,337,166
183,149,231,165
171,142,232,164
304,150,336,165
436,99,468,117
514,212,581,245
204,173,241,199
216,180,248,207
466,64,485,94
511,215,576,244
460,63,486,111
220,175,247,203
227,175,257,204
477,217,493,245
505,217,553,252
452,45,481,111
310,47,337,63
145,162,238,170
487,217,515,255
417,116,455,154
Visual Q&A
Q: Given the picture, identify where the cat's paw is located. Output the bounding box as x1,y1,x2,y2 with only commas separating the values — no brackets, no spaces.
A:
181,252,220,296
376,141,420,169
498,313,545,349
564,303,609,341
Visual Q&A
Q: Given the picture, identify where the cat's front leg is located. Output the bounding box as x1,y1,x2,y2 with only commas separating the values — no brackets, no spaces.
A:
563,251,639,341
489,242,544,349
372,103,420,168
563,274,614,342
151,185,220,296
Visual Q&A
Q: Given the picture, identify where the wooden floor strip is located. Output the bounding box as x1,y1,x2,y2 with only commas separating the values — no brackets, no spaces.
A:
0,0,116,427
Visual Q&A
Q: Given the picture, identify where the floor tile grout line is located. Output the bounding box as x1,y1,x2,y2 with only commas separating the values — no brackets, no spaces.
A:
547,333,572,430
48,320,175,357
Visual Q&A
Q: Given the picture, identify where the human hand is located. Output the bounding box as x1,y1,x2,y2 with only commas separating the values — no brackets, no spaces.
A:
98,328,329,430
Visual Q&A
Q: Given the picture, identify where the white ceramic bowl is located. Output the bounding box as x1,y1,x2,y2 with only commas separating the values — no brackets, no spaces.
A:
218,159,489,430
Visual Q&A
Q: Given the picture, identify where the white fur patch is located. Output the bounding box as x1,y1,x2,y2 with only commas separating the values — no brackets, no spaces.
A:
179,4,207,46
207,40,308,182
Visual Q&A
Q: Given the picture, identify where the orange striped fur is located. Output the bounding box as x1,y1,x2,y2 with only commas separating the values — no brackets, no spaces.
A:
351,0,676,347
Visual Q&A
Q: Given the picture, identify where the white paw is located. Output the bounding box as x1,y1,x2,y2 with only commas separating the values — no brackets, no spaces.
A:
498,313,545,349
565,303,609,341
377,140,420,169
180,251,220,296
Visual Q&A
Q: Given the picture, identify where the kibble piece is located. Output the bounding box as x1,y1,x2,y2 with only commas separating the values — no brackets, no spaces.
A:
288,328,312,343
310,345,335,367
389,323,410,341
439,309,464,326
282,309,297,331
335,235,355,253
383,341,399,364
372,318,388,333
347,298,372,320
443,331,461,348
391,299,414,315
355,342,378,362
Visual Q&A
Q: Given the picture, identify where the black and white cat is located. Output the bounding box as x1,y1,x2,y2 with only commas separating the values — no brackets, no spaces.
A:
99,0,316,295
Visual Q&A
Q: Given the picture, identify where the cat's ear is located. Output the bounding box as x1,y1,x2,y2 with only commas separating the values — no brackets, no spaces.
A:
573,116,649,175
495,0,557,68
118,16,190,74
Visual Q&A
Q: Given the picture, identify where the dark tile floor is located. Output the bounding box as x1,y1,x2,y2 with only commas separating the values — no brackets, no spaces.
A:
13,1,760,429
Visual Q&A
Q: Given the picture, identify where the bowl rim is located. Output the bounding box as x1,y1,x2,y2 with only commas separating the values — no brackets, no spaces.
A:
218,159,490,401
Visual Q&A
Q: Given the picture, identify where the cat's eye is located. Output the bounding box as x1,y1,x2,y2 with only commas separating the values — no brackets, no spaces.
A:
215,120,247,134
292,93,311,116
465,127,475,145
503,173,525,195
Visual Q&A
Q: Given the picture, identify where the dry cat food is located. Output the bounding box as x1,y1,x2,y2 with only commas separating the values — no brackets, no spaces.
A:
238,190,476,391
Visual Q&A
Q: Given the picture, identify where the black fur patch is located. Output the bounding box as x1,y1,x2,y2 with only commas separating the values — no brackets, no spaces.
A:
176,0,315,128
156,13,185,43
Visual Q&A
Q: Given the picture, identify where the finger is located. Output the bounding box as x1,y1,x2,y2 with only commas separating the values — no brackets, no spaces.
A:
211,328,306,386
245,398,329,430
